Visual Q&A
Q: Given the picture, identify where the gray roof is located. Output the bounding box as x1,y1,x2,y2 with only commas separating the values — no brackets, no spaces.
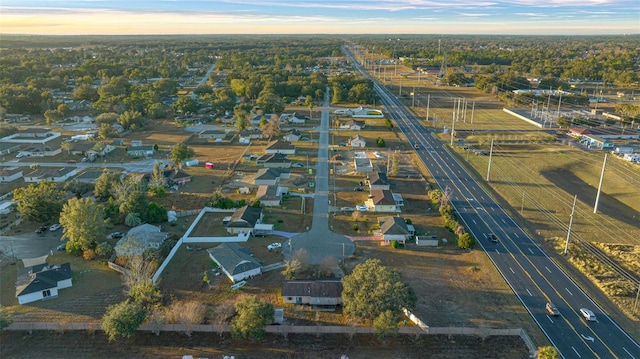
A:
281,279,343,298
266,140,295,150
16,262,72,297
256,153,290,164
208,243,260,276
255,168,282,181
368,172,389,186
226,205,262,228
256,185,280,201
378,216,410,235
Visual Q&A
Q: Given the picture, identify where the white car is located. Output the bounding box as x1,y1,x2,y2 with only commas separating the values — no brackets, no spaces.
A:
267,242,282,251
49,224,62,231
580,308,597,322
356,204,368,212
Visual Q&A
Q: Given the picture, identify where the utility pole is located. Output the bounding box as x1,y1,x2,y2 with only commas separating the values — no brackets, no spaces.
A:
563,195,578,255
426,94,431,124
634,282,640,314
521,191,525,213
411,87,415,107
470,101,475,124
594,154,608,213
450,113,456,146
486,139,494,181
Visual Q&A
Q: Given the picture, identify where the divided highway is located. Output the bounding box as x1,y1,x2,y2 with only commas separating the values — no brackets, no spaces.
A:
344,47,640,359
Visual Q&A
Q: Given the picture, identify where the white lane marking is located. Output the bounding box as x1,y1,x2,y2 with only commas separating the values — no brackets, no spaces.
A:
623,347,635,359
480,196,485,200
565,288,573,296
501,219,506,224
472,219,477,224
581,334,594,342
572,347,582,358
490,207,495,211
546,315,554,323
545,266,551,273
495,249,499,254
526,288,532,296
513,232,519,238
509,267,515,274
528,248,534,255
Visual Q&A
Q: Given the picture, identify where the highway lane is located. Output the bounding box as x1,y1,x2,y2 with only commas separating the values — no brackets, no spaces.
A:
344,46,640,358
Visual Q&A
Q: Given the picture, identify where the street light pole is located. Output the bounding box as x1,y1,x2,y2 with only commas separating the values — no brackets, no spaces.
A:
563,195,578,255
594,154,607,214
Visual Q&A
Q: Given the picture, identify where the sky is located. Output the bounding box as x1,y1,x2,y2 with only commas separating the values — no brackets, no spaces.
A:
1,0,639,36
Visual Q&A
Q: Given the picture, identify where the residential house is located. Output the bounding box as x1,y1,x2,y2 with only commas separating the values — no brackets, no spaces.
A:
198,129,228,140
365,189,397,212
239,128,264,140
281,279,343,308
17,128,54,138
114,224,169,256
287,112,307,124
0,166,23,182
283,129,302,142
256,153,291,168
207,243,262,283
224,205,264,235
73,170,104,183
220,115,235,125
256,185,287,207
164,168,192,185
16,146,61,158
0,142,21,155
250,114,275,127
127,145,155,157
16,262,72,305
70,142,94,156
366,172,390,190
376,216,414,245
23,167,77,183
353,158,374,173
348,135,366,148
254,168,289,186
340,119,365,130
265,140,296,155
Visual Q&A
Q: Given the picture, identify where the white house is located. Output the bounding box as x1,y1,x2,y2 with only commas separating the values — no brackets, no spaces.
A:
283,129,302,142
224,205,264,235
16,262,73,305
281,279,343,307
207,243,262,283
287,112,307,124
127,145,155,157
349,135,366,148
340,119,365,130
0,166,23,182
376,216,414,245
114,224,169,256
366,172,390,190
23,167,77,183
365,189,398,212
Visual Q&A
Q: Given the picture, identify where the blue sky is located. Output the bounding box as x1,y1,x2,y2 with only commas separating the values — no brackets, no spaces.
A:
1,0,638,35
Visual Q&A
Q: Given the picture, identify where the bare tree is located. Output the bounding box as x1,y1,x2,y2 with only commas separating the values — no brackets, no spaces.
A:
169,301,206,337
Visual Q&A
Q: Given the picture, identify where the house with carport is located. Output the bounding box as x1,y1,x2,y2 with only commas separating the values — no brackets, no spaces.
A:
365,189,398,212
376,216,414,245
207,243,262,283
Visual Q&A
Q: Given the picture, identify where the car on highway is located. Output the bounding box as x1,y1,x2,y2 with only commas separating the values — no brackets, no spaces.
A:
267,242,282,251
580,308,597,322
109,232,124,239
49,224,62,231
413,143,421,150
546,302,560,316
356,204,368,212
486,233,498,243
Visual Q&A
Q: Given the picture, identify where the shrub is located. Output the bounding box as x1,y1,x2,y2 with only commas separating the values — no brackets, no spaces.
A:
83,248,96,261
352,223,359,232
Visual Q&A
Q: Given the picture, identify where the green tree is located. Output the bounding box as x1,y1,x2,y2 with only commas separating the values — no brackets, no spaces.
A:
342,259,416,324
59,197,108,255
101,300,148,341
231,295,274,339
118,110,145,130
73,83,99,102
0,305,12,330
537,346,560,359
305,95,314,119
125,212,142,228
457,232,475,250
124,256,161,305
147,202,168,223
94,170,120,201
170,143,195,168
376,137,386,147
13,181,65,223
95,241,114,258
372,309,399,339
119,191,148,222
172,96,200,115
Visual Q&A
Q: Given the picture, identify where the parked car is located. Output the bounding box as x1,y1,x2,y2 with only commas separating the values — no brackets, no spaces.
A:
580,308,597,322
339,142,346,147
35,225,48,234
354,187,364,192
267,242,282,251
66,159,76,163
546,302,560,316
356,204,368,212
340,207,355,212
291,162,305,168
57,243,67,251
109,232,124,239
49,224,62,231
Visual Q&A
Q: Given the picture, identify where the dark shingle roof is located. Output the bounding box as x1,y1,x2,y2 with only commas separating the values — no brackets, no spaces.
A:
378,216,410,235
226,205,262,228
368,172,389,186
16,263,72,297
281,279,343,298
207,243,260,275
370,189,395,206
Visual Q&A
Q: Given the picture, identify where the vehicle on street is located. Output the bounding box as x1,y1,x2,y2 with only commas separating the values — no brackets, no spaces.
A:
546,302,560,316
109,232,124,239
35,225,48,234
291,162,304,168
580,308,597,321
49,224,62,231
57,243,67,251
413,143,420,150
267,242,282,251
308,181,315,188
339,142,346,147
356,204,368,212
66,159,76,163
354,187,364,191
340,207,355,212
486,233,498,243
